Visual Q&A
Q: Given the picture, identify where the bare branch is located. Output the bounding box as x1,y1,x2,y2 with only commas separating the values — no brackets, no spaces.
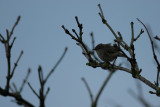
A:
62,4,160,102
44,87,50,99
6,29,9,41
38,65,44,85
0,16,35,107
62,18,94,62
9,16,21,39
90,32,94,50
81,77,94,104
0,87,34,107
117,31,123,40
28,82,39,98
137,18,160,87
75,16,83,39
134,29,144,41
0,33,5,42
98,4,131,54
154,36,160,41
12,82,18,93
10,37,16,48
94,72,114,107
9,86,14,93
11,50,23,77
90,33,101,62
76,43,90,61
98,4,105,19
44,47,68,83
62,25,78,41
19,69,31,93
82,70,114,107
130,22,134,47
72,29,79,39
89,63,159,92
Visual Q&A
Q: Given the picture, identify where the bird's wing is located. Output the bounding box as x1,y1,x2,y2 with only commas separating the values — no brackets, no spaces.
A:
103,44,119,53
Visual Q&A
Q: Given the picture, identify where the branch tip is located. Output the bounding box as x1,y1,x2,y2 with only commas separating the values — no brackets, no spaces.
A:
72,29,75,32
64,47,68,51
131,22,134,25
17,16,21,21
61,25,65,29
38,65,42,72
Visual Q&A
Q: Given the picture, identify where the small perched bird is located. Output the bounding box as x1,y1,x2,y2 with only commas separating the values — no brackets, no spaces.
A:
94,43,125,62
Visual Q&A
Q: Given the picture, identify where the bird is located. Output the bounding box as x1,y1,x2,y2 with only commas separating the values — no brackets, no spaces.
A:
93,43,125,62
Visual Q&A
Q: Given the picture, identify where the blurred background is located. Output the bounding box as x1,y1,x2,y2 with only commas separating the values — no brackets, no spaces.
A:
0,0,160,107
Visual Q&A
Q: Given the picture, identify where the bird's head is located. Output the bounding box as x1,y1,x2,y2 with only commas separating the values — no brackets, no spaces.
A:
93,43,104,51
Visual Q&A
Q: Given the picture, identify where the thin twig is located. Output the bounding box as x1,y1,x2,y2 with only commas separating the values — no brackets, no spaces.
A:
12,83,18,93
90,32,101,62
98,4,131,54
154,36,160,41
93,72,114,107
72,29,79,39
130,22,134,47
81,77,94,104
137,18,160,87
28,82,39,98
90,32,94,50
77,43,90,60
0,16,35,107
0,33,5,42
38,66,43,85
9,86,14,93
62,25,78,40
4,16,21,92
44,87,50,99
19,69,31,93
134,29,144,41
117,31,123,40
10,37,16,48
44,47,68,83
11,50,23,77
62,17,94,62
9,16,21,40
97,4,105,19
75,16,83,39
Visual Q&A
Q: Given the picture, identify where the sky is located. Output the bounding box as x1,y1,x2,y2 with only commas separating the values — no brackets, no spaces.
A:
0,0,160,107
